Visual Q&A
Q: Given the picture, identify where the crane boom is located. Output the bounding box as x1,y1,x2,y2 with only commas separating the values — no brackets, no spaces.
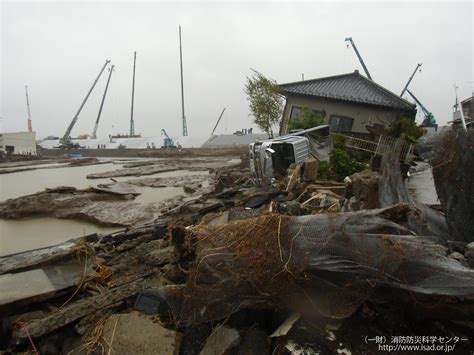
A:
61,60,110,145
92,64,115,139
25,85,32,132
161,129,171,140
406,89,436,124
400,63,422,97
161,129,175,148
211,108,226,136
130,52,136,136
345,37,373,80
179,25,188,136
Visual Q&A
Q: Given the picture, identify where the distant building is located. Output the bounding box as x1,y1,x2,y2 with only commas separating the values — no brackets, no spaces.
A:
202,132,268,148
279,70,417,136
452,96,473,129
0,132,37,155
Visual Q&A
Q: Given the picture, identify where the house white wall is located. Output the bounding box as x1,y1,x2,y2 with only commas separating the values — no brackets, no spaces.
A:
0,132,37,155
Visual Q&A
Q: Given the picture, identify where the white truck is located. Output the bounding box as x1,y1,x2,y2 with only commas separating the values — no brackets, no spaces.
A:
249,135,310,185
249,125,332,185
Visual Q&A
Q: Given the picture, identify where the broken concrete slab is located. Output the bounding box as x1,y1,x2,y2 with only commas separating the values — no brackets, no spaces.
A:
0,261,83,310
100,312,182,355
200,325,240,355
0,270,55,307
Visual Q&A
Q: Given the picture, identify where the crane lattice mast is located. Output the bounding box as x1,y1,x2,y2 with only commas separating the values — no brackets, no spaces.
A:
92,64,115,139
25,85,32,132
130,51,137,137
61,60,110,145
179,25,188,136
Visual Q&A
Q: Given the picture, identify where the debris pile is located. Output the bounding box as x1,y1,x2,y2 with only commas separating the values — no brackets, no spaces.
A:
1,149,474,354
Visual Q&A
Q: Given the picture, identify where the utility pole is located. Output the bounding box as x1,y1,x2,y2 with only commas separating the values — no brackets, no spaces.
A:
400,63,422,97
454,84,467,132
92,64,114,139
345,37,373,80
130,51,136,137
179,25,188,136
25,85,32,132
61,59,110,145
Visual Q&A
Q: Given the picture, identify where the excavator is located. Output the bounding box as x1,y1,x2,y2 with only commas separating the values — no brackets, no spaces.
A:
161,129,176,148
406,89,437,128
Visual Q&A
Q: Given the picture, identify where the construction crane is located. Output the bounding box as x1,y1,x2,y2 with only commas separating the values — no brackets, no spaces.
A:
179,25,188,136
130,51,136,137
161,129,176,148
25,85,32,132
345,37,373,80
211,108,226,136
400,63,422,97
92,64,115,139
60,60,110,148
406,89,436,126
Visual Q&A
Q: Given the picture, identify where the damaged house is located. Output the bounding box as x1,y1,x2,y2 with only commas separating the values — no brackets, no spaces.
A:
279,70,417,136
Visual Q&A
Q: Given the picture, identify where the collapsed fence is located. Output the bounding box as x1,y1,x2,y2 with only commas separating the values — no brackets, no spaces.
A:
332,133,415,163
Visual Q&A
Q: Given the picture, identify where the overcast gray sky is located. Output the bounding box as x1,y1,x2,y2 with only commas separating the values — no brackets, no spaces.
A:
1,1,472,139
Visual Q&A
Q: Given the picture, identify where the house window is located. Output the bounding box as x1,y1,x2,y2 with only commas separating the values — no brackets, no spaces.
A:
290,106,302,120
290,106,325,120
329,115,354,133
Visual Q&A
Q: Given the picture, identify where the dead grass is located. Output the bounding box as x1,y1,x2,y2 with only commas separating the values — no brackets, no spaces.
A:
168,214,309,319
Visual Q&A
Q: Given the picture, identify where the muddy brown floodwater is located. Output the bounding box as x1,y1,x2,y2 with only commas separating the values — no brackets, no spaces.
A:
0,159,211,256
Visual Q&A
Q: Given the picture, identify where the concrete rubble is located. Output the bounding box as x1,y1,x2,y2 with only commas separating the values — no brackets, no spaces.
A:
1,143,473,354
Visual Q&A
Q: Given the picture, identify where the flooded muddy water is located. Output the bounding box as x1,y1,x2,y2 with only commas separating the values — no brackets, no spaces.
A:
0,160,209,256
0,217,120,257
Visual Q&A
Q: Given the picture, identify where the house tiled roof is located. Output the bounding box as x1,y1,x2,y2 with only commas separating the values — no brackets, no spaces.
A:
279,71,416,112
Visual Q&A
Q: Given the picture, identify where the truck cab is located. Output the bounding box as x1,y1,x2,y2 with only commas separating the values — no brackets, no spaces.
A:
250,136,310,185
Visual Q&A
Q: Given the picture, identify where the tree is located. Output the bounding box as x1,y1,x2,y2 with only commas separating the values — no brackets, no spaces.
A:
317,148,366,181
244,69,283,138
385,116,426,143
288,107,324,131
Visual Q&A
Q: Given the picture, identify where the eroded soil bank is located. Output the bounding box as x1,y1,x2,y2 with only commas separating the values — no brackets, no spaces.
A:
0,173,218,227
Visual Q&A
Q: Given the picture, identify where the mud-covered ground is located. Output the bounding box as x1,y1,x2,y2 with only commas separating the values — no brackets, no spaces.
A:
1,148,473,355
0,156,240,227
